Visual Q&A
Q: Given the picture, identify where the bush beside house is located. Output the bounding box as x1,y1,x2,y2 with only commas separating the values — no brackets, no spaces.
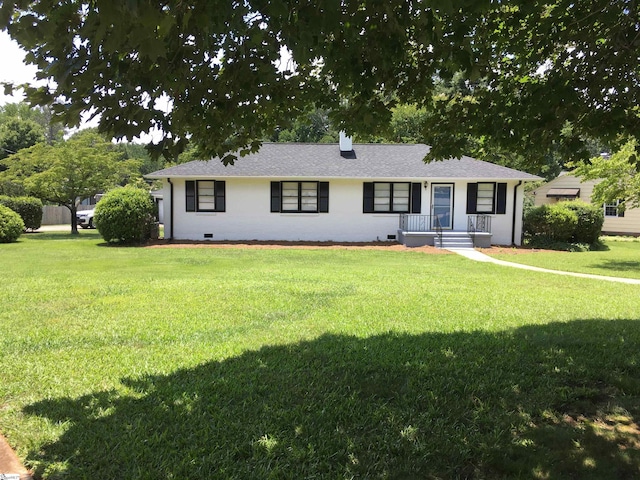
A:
562,201,604,244
94,186,156,244
524,201,604,249
0,195,43,230
0,204,25,242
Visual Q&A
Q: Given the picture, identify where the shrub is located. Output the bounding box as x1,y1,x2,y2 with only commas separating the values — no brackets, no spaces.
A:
94,186,155,244
0,195,43,230
559,201,604,244
0,205,25,243
524,203,578,243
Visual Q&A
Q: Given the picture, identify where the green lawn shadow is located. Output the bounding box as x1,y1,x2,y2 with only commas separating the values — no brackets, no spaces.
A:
589,260,640,273
24,320,640,479
23,231,101,241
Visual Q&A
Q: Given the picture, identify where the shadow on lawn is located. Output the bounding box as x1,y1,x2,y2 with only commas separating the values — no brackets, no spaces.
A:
25,320,640,479
589,260,640,274
24,231,99,241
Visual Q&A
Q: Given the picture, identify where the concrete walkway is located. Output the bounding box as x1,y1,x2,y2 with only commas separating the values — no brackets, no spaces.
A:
446,248,640,285
36,224,71,232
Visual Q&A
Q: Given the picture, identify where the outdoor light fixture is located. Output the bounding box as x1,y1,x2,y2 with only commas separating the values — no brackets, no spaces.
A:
424,181,429,189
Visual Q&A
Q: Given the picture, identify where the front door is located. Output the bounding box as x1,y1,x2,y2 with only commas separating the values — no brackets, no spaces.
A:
431,184,454,229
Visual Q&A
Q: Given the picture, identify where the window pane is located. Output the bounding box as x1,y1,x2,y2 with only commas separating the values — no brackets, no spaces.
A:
374,183,391,211
282,197,298,208
301,182,317,195
393,183,410,212
301,197,317,211
604,203,618,216
433,186,451,206
198,181,215,196
282,182,298,197
476,183,494,213
281,181,318,212
198,181,216,210
374,199,390,211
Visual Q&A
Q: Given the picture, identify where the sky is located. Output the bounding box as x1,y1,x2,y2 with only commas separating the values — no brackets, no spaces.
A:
0,30,40,106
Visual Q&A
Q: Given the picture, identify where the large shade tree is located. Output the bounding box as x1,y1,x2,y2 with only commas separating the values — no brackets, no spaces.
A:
0,131,139,233
1,1,638,165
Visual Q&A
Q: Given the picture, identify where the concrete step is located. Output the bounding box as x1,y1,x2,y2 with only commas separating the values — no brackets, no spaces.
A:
437,235,474,249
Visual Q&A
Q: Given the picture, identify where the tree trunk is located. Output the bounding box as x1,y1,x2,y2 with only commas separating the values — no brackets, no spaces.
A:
68,205,79,235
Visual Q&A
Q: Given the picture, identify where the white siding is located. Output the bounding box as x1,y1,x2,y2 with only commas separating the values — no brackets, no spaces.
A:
163,178,525,245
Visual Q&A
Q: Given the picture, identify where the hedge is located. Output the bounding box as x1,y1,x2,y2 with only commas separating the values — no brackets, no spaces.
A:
0,195,43,231
0,204,25,243
523,201,604,246
523,204,578,243
559,201,604,244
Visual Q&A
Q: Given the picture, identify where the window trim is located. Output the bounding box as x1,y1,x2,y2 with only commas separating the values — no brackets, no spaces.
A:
363,181,414,214
185,180,225,213
271,181,329,213
604,200,625,217
466,182,507,215
196,180,217,212
475,182,496,214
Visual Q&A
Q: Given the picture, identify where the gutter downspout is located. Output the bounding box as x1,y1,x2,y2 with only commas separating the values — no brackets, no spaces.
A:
511,180,523,245
167,178,173,241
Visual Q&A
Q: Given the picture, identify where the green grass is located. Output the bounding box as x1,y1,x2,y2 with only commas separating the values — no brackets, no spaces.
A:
489,238,640,279
2,232,640,479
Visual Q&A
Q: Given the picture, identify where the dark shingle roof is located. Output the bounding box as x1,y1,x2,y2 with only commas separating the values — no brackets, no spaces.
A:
146,143,541,181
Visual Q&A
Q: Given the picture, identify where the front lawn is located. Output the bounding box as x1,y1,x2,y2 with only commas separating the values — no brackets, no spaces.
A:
2,232,640,479
488,237,640,279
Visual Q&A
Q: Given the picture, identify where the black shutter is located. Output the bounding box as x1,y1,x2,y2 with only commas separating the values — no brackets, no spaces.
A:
496,183,507,214
270,181,281,212
318,182,329,213
363,182,374,213
411,183,422,213
215,180,226,212
466,183,478,214
618,203,625,217
185,180,196,212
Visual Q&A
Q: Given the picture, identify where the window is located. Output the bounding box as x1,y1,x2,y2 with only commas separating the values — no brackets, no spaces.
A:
476,183,495,213
271,181,329,213
197,181,216,211
363,182,421,213
185,180,226,212
604,200,625,217
466,182,507,215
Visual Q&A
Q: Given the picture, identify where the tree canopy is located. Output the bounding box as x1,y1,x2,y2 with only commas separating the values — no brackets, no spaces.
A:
0,102,65,145
0,117,44,160
0,130,140,233
572,140,640,211
1,1,638,164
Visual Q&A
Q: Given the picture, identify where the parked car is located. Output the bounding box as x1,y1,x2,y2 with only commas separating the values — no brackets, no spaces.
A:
76,209,95,229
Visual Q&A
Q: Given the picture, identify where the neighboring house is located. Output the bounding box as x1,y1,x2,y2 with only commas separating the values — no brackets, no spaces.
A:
533,172,640,236
150,190,164,224
146,138,540,247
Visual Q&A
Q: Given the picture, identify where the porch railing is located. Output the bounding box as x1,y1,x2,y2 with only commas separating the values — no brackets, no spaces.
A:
467,215,492,234
399,214,442,232
400,214,492,234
